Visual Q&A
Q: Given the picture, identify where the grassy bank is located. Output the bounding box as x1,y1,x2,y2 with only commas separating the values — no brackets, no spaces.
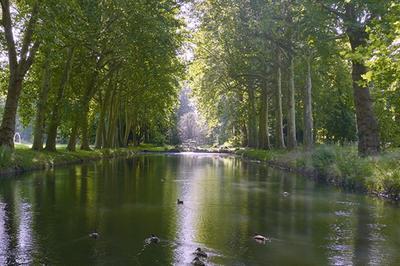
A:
0,144,174,175
236,145,400,201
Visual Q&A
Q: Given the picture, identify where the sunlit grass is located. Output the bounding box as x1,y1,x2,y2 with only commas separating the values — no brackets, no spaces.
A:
0,143,172,173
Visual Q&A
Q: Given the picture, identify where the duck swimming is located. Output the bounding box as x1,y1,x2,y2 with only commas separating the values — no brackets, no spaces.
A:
253,233,270,243
282,191,290,197
194,247,208,258
148,234,160,244
192,256,205,266
89,231,99,239
177,199,184,204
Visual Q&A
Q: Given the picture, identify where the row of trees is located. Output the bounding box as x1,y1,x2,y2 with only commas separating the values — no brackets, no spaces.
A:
190,0,400,156
0,0,184,150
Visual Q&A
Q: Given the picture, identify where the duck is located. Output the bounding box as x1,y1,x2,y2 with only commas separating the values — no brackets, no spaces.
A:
282,191,290,197
194,247,208,258
192,256,205,266
89,230,99,239
253,233,270,243
177,199,184,205
149,234,160,244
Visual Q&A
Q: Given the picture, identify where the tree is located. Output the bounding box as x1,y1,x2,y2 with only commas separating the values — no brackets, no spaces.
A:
0,0,40,148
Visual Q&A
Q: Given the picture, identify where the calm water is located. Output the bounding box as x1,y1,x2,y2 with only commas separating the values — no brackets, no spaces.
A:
0,153,399,265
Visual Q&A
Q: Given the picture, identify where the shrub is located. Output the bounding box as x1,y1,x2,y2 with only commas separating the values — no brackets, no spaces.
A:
311,146,336,175
0,146,14,167
335,150,372,189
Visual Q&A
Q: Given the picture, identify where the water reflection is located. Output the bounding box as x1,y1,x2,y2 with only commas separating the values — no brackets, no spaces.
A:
0,154,399,265
15,202,34,264
0,200,8,265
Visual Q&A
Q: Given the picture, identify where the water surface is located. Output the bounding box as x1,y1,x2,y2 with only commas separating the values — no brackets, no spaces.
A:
0,153,399,265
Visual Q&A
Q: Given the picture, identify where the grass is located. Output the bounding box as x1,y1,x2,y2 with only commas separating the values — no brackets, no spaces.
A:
0,143,173,174
236,145,400,200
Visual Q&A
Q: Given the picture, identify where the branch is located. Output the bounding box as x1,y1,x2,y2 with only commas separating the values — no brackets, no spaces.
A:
1,0,18,73
20,2,39,63
315,0,346,19
22,40,40,74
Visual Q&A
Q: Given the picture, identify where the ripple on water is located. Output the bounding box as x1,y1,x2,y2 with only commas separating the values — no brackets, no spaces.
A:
334,210,352,217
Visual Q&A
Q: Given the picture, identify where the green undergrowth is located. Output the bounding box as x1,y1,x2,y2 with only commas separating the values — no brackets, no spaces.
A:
237,145,400,200
0,143,172,173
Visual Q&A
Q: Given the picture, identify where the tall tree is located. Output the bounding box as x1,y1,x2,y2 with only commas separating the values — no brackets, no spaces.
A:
316,0,390,156
0,0,40,148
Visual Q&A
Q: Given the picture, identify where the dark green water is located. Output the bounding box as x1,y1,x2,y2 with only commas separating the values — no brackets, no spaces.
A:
0,153,399,265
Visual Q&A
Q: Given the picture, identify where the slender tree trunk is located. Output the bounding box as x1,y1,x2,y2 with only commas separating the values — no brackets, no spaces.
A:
104,86,118,148
247,80,257,148
241,123,248,147
32,55,51,150
266,98,270,148
45,47,74,151
258,82,270,149
123,107,132,147
275,52,285,148
80,100,91,150
94,99,104,149
67,120,79,151
287,56,297,149
80,73,98,150
304,55,314,150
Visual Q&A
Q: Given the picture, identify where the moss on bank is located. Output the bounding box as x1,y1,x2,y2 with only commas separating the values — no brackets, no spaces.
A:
236,145,400,201
0,144,174,175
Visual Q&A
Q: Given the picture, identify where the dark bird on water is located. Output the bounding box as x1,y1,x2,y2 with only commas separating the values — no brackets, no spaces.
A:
192,256,205,266
194,247,208,258
149,234,160,244
253,233,270,243
177,199,184,204
89,231,99,239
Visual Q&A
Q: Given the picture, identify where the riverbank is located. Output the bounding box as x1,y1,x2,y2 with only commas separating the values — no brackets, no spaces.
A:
0,144,174,176
235,145,400,201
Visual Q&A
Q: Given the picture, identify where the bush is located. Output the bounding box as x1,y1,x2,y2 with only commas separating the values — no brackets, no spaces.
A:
311,146,336,175
0,146,14,167
372,163,400,198
335,151,372,189
151,132,166,146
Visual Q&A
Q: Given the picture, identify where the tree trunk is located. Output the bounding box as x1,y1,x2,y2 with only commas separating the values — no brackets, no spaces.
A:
241,123,247,147
0,77,23,147
303,55,314,150
123,107,132,147
45,47,74,151
67,120,79,151
266,97,270,148
104,85,118,148
275,52,285,148
32,56,51,150
351,60,380,156
345,4,380,156
80,101,91,150
94,103,104,149
80,72,98,150
247,80,257,148
258,82,270,149
287,56,297,149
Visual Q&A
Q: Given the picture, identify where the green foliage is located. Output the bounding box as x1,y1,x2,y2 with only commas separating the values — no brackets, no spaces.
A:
311,146,336,175
0,146,14,168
